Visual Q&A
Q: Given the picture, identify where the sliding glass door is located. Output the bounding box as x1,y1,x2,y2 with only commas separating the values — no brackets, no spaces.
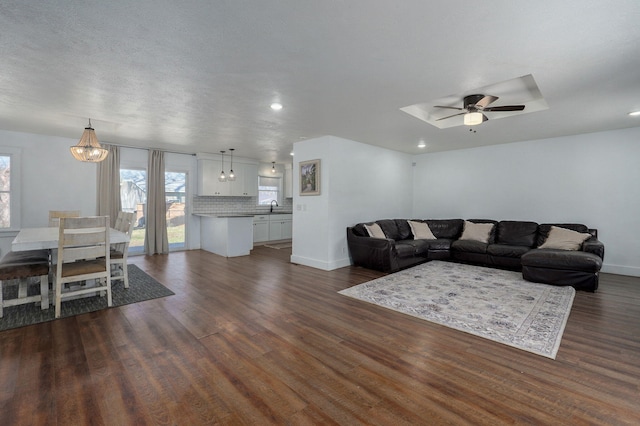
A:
165,171,186,250
120,169,147,254
120,168,187,253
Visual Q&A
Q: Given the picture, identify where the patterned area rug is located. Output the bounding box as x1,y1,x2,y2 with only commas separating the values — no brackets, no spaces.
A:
0,265,174,332
339,261,575,359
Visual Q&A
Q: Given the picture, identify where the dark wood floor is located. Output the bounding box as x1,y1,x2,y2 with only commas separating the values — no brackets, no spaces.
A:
1,247,639,425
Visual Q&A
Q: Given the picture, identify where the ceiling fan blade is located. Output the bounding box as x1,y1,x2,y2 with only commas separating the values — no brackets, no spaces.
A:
483,105,525,112
476,95,498,109
435,112,466,121
434,105,465,110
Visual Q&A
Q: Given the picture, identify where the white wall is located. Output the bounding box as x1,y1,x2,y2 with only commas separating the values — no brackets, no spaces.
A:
412,127,640,276
0,130,98,255
0,129,199,256
291,136,413,270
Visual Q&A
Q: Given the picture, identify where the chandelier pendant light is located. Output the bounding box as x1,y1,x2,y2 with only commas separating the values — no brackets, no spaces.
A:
271,162,276,173
228,148,236,181
70,119,109,162
218,150,227,182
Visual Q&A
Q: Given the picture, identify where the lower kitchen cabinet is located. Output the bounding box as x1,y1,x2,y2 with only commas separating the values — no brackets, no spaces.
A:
253,215,270,243
254,214,292,243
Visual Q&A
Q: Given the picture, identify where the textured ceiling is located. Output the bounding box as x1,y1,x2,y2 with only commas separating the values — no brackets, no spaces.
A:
1,1,639,163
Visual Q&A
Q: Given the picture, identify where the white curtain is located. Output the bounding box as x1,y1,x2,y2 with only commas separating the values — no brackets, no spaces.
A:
144,149,169,254
96,144,121,227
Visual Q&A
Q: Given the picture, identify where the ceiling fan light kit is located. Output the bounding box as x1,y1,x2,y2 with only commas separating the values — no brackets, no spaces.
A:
464,112,484,126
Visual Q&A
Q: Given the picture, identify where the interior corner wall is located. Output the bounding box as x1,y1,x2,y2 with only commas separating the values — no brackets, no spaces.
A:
412,126,640,277
291,136,413,270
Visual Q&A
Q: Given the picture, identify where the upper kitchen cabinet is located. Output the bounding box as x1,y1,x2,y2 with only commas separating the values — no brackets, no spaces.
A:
238,162,258,196
196,154,258,197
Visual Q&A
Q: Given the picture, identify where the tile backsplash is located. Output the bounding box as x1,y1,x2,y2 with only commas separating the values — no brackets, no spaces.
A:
192,196,293,215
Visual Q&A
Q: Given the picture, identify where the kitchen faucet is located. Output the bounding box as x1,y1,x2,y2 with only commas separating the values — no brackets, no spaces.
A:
270,200,278,213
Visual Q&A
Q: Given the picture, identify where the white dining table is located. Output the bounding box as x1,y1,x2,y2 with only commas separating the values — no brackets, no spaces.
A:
11,227,129,252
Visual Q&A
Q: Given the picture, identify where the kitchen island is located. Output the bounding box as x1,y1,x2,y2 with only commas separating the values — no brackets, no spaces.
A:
197,214,254,257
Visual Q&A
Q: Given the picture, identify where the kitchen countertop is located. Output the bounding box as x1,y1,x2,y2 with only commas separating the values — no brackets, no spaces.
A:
194,211,292,218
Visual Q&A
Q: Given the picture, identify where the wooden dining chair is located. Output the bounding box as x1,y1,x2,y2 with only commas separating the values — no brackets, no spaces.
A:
0,250,50,318
110,211,136,288
48,210,80,227
53,216,111,318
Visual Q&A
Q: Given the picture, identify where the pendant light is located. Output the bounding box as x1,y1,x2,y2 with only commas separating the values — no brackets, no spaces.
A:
228,148,236,181
271,162,276,173
218,150,227,182
70,119,108,162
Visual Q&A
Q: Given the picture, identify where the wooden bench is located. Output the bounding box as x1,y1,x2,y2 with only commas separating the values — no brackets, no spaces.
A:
0,250,50,317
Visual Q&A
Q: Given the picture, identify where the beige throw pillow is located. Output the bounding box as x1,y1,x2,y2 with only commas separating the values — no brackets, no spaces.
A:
539,226,591,250
364,223,387,239
408,220,436,240
459,221,494,244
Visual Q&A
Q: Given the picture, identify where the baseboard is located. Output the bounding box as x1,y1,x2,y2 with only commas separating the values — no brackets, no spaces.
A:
290,255,352,271
601,263,640,277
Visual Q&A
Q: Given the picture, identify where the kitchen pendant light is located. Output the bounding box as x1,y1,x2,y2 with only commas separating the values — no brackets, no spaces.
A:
70,119,108,162
218,150,227,182
228,148,236,181
271,162,276,173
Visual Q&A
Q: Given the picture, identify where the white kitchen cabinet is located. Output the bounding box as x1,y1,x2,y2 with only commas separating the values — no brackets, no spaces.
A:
197,155,258,197
254,214,292,243
253,215,270,243
233,163,258,196
268,214,292,241
269,220,283,241
197,159,230,196
281,219,293,239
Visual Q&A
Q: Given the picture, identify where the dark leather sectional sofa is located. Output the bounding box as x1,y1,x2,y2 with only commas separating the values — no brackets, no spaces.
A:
346,219,605,291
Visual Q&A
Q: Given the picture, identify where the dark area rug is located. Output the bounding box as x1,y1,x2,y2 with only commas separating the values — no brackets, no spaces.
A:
0,264,174,331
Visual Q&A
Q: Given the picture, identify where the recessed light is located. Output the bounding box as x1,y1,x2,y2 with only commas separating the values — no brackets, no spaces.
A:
418,140,426,148
629,111,640,116
270,103,283,111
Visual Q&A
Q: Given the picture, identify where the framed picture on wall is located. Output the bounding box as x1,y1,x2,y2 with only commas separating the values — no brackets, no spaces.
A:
299,159,321,196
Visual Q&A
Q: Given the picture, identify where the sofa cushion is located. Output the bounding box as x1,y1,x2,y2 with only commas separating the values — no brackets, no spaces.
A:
364,223,386,239
487,244,531,258
399,239,431,256
522,249,602,273
408,220,436,240
451,239,488,254
426,219,463,239
395,242,418,258
496,221,538,247
424,239,454,251
536,223,589,247
376,219,400,240
459,221,495,244
351,223,368,237
538,226,592,250
395,219,413,241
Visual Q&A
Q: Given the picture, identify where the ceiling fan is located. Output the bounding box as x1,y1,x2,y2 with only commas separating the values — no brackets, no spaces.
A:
435,94,525,126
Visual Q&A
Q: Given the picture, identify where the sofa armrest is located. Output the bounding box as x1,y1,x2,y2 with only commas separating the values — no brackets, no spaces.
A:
582,238,605,260
347,227,398,272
